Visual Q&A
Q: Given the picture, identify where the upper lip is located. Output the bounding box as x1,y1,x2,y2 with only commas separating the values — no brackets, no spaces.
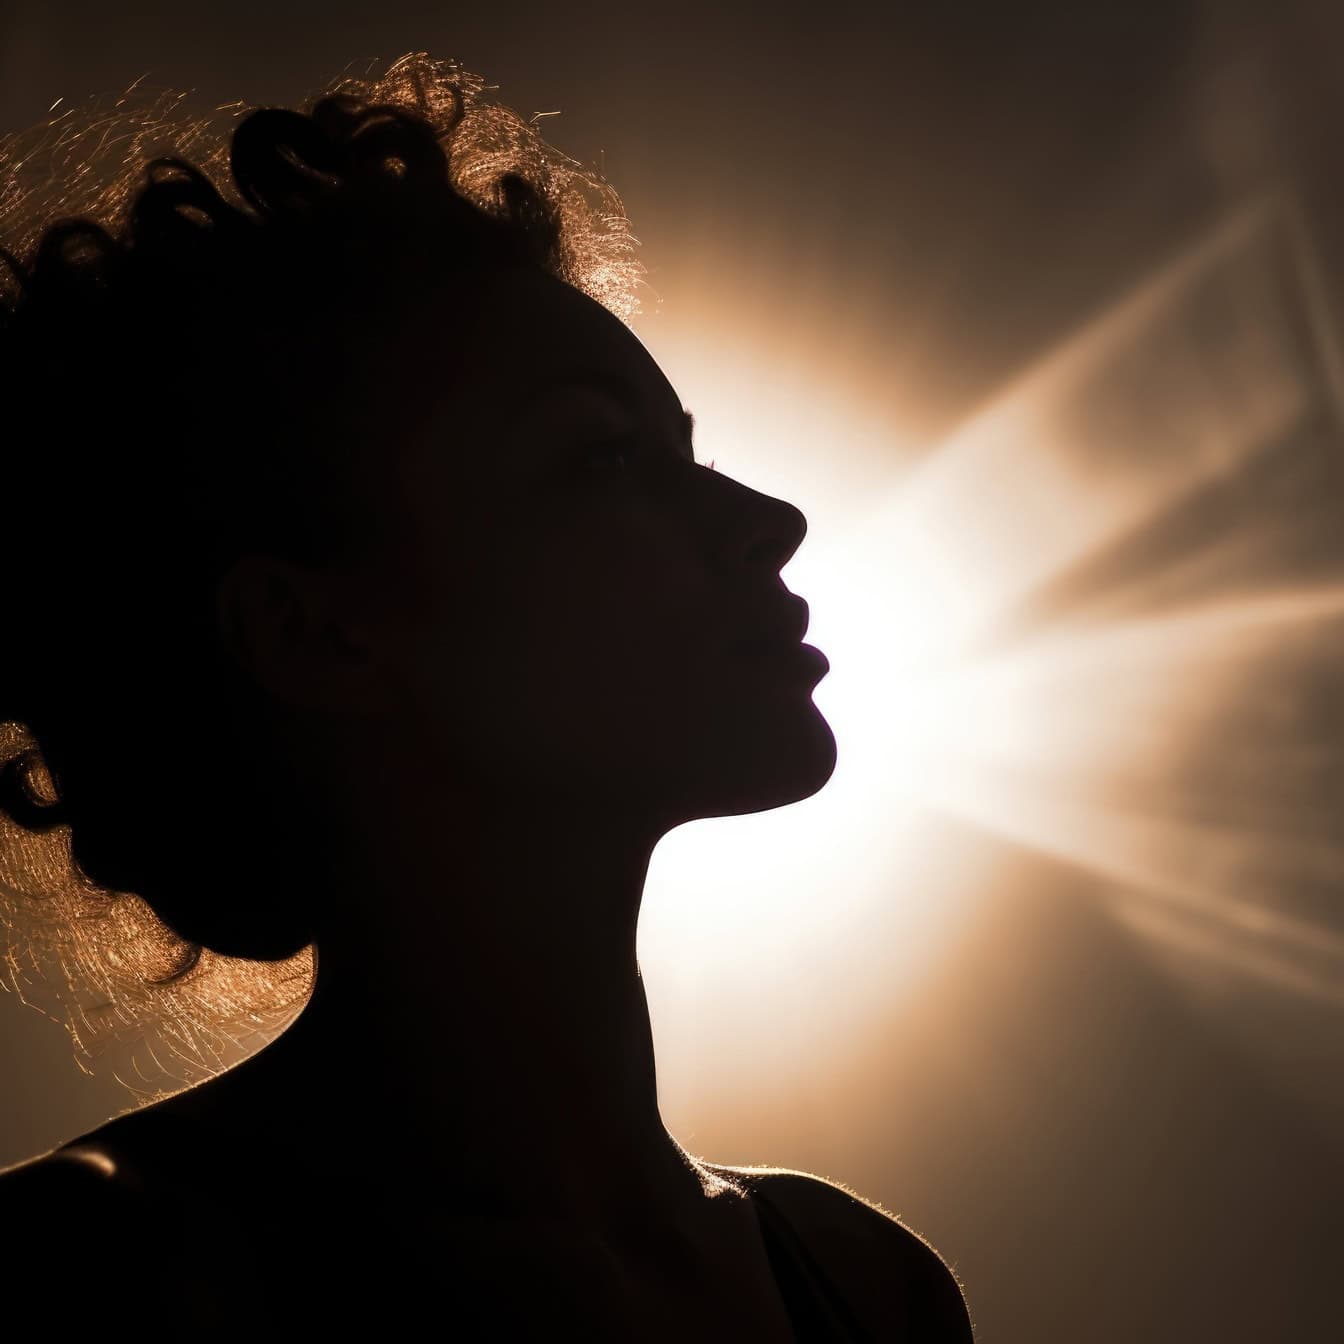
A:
732,595,811,649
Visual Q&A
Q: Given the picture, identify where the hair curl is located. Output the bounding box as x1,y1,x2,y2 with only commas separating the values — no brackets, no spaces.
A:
0,52,643,1092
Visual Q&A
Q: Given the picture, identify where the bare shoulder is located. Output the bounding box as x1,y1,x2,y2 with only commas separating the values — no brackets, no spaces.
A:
0,1140,140,1207
0,1142,153,1288
1,1136,287,1328
708,1162,976,1341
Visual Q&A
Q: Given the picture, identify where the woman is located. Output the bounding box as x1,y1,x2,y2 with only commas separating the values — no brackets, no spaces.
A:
0,52,974,1340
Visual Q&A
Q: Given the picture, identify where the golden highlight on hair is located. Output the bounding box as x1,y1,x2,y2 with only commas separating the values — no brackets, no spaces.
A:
0,52,643,320
0,51,645,1092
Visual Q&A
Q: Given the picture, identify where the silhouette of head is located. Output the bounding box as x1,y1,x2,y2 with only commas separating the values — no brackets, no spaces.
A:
0,54,835,977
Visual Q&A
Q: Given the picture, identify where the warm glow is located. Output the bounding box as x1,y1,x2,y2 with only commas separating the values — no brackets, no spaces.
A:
636,190,1344,1117
4,180,1341,1136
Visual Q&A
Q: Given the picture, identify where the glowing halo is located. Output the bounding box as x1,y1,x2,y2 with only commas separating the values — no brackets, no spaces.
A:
639,190,1344,1117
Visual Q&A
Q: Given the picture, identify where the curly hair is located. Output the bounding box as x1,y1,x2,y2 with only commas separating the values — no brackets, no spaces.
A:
0,52,644,1092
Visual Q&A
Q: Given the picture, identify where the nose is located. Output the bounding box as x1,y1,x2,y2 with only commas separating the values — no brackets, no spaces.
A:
728,481,809,579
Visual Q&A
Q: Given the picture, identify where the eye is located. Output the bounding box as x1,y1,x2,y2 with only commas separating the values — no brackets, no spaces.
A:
588,441,630,470
576,433,639,476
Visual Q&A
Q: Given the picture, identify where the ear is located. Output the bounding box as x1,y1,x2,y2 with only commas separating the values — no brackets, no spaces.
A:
214,551,383,713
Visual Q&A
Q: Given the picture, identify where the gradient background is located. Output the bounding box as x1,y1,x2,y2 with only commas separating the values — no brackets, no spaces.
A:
3,3,1343,1340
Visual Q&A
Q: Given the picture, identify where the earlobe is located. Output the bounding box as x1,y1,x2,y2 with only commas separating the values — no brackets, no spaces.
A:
215,552,299,689
214,552,376,711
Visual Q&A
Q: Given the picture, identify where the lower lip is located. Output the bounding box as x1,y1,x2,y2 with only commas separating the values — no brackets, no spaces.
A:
737,641,830,677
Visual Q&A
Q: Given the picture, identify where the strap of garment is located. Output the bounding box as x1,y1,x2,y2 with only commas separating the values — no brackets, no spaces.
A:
748,1182,875,1343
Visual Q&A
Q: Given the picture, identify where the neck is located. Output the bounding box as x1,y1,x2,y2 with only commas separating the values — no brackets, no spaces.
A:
192,773,726,1242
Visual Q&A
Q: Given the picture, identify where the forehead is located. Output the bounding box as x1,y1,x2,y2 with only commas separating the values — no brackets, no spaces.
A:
456,266,682,431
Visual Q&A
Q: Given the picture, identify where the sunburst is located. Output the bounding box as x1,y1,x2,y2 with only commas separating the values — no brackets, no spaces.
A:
640,190,1344,1111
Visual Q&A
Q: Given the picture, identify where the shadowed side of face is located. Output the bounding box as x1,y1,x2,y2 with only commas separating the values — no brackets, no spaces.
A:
357,265,837,831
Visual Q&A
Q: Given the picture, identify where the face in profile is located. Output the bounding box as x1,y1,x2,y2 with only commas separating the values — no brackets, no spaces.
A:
345,264,837,837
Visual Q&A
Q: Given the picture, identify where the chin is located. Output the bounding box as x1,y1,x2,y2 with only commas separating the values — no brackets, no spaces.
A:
701,709,839,819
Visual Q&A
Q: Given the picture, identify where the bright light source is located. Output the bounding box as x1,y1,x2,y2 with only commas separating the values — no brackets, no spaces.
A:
639,192,1344,1113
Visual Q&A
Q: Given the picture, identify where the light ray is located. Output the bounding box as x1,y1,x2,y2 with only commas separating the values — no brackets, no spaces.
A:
1106,896,1344,1008
814,192,1344,665
643,188,1344,1100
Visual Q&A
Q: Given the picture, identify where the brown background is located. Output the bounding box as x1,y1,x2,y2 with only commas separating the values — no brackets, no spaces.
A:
3,3,1343,1340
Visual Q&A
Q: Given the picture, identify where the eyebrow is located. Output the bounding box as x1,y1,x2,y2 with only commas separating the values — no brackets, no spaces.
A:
681,410,698,462
547,374,697,462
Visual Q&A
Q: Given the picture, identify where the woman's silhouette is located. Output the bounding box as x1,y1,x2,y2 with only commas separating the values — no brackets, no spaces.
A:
0,53,973,1340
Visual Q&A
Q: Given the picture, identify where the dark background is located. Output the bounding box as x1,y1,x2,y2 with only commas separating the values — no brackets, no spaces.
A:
3,3,1344,1340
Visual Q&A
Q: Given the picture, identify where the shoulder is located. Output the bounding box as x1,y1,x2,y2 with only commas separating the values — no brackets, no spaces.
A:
0,1142,154,1290
0,1101,217,1221
0,1135,283,1328
0,1140,143,1212
0,1129,213,1270
708,1162,976,1341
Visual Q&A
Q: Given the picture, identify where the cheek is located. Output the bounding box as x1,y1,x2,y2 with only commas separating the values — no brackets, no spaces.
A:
400,516,715,787
389,514,837,818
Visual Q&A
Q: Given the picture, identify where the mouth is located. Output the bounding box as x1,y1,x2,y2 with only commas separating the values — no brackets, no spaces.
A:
736,639,830,680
